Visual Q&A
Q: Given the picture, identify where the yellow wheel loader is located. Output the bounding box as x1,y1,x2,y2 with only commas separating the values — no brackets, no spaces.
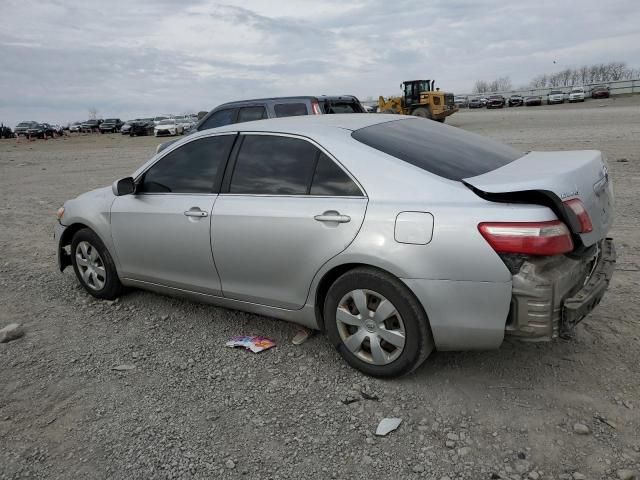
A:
378,80,458,123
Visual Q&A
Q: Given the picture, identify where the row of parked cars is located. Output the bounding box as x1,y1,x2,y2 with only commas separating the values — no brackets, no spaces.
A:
455,85,611,109
66,115,199,137
12,121,65,138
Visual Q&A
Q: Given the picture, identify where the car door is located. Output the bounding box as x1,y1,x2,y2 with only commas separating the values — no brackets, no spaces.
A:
110,134,236,295
212,133,368,309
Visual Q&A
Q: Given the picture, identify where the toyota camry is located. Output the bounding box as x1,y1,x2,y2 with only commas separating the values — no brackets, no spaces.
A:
54,114,615,377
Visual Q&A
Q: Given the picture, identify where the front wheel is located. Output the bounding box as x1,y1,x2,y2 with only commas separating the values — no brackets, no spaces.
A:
71,228,123,300
324,267,434,377
411,107,431,119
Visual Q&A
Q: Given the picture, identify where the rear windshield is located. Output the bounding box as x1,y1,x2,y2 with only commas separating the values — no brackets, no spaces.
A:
351,119,522,181
274,103,308,117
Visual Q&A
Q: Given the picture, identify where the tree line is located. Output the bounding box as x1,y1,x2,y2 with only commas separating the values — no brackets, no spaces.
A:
473,61,638,93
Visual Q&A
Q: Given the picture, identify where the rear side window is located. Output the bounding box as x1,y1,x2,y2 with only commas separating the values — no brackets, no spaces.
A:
237,106,267,123
351,119,522,181
140,135,235,193
274,103,308,118
311,154,362,196
321,101,361,114
230,135,317,195
199,109,236,130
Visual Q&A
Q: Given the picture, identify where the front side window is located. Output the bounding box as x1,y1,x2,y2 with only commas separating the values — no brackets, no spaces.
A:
230,135,318,195
140,135,235,193
237,106,267,123
274,103,308,118
199,109,236,131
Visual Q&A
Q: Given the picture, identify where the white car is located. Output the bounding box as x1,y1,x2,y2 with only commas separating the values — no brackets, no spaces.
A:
568,87,585,103
175,116,197,132
154,119,184,137
547,90,565,105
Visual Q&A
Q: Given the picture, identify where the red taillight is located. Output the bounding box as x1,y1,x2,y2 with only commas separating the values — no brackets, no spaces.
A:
311,101,322,115
563,198,593,233
478,220,574,256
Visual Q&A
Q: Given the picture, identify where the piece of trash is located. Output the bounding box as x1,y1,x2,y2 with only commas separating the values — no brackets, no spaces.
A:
341,396,360,405
616,158,628,163
291,327,311,345
360,390,379,401
112,364,135,371
375,417,402,436
0,323,25,343
225,335,276,353
594,414,617,429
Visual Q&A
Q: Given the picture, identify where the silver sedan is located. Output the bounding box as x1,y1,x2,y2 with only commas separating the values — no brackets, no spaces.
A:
54,114,615,377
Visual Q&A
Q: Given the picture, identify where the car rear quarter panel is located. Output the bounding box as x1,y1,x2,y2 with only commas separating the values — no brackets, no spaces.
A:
305,136,560,349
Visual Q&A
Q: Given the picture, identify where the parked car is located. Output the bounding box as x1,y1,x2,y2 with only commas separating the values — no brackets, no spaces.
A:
568,87,585,103
99,118,124,133
468,97,483,109
54,114,615,377
50,124,64,136
0,124,14,139
154,118,184,137
69,122,83,133
175,116,197,132
14,121,38,136
129,121,155,137
547,90,565,105
81,119,102,133
486,95,506,109
26,123,55,139
480,97,488,107
157,95,367,153
591,85,610,99
454,95,469,108
120,120,135,135
524,96,543,106
508,95,524,107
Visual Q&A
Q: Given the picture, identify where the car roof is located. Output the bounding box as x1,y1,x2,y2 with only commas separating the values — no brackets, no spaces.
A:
195,113,405,137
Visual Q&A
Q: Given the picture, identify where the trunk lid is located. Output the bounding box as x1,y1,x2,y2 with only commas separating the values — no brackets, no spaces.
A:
463,150,613,247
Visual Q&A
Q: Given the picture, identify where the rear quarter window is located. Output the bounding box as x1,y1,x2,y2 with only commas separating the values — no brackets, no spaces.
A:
274,103,308,118
351,119,522,181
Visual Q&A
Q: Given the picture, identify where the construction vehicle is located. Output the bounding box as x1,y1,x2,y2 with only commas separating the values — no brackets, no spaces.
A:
378,80,458,122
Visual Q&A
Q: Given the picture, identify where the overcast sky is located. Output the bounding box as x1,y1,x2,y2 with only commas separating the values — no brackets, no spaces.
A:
1,0,639,126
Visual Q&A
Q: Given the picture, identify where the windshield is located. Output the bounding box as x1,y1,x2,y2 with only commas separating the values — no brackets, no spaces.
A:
571,88,583,93
159,119,174,125
550,90,563,95
104,118,117,123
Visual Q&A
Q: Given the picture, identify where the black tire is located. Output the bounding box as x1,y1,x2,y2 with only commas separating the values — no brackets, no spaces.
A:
436,118,445,123
324,267,434,377
411,107,432,119
71,228,123,300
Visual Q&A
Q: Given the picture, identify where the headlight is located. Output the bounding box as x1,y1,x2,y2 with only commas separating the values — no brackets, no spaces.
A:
56,207,65,220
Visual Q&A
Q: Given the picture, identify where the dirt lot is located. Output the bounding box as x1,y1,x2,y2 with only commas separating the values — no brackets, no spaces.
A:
1,97,639,480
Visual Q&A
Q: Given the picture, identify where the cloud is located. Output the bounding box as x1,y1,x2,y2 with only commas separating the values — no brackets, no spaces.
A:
1,0,639,126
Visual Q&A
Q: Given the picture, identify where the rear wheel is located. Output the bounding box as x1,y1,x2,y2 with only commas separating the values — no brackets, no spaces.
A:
71,228,123,300
411,107,432,119
324,267,434,377
436,118,445,123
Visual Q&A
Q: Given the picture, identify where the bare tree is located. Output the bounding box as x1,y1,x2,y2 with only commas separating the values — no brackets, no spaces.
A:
88,107,99,120
473,80,489,93
473,76,512,93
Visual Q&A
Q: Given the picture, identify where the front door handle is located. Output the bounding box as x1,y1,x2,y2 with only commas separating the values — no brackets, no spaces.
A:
184,208,208,217
314,211,351,223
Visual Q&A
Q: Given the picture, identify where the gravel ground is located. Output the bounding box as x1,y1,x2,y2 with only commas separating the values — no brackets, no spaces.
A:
1,97,639,480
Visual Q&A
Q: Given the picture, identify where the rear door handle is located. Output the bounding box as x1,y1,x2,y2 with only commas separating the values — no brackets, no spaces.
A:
184,208,208,217
314,211,351,223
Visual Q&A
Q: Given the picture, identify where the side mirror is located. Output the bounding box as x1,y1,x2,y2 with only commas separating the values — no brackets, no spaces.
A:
112,177,136,196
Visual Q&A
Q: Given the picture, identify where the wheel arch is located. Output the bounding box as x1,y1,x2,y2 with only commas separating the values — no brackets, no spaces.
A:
313,262,429,332
58,222,116,272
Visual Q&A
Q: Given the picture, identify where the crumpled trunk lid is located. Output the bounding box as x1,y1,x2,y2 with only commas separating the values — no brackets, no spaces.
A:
463,150,614,247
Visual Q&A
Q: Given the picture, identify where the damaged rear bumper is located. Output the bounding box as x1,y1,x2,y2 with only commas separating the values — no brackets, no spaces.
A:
506,238,615,340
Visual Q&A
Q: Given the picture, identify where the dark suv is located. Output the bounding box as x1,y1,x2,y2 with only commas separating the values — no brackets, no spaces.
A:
99,118,124,133
157,95,365,153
